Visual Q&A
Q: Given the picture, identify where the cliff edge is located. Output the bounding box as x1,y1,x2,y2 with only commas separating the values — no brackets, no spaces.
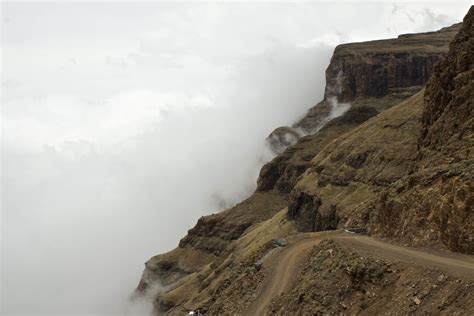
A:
267,22,461,154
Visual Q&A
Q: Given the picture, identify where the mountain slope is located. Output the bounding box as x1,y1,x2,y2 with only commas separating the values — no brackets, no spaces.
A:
135,7,473,315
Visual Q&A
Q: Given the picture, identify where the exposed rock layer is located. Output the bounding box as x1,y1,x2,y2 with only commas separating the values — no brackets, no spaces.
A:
325,23,461,102
266,23,460,154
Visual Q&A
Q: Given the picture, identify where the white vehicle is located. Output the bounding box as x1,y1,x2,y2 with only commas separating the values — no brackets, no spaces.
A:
188,309,203,315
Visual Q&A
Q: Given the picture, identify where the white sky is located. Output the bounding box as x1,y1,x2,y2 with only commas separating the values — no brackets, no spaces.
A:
1,2,472,315
2,2,471,146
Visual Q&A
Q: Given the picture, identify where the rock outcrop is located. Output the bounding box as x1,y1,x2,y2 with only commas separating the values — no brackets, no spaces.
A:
287,191,338,232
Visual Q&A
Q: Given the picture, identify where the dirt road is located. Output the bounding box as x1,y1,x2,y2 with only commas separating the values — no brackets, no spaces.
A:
245,231,474,316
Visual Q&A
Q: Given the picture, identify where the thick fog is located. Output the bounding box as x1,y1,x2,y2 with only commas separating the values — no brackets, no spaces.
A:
1,2,470,315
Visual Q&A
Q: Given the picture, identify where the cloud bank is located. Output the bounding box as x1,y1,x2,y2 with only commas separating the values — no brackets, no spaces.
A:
1,2,471,315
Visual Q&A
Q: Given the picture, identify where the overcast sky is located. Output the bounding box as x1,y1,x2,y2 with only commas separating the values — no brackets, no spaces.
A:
1,2,472,315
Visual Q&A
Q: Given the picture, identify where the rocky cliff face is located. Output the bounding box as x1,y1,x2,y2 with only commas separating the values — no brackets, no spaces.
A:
266,23,460,154
325,23,461,102
372,6,474,253
136,10,473,315
420,10,473,159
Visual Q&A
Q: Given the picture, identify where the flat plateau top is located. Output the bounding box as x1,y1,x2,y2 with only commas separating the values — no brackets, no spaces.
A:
334,23,462,55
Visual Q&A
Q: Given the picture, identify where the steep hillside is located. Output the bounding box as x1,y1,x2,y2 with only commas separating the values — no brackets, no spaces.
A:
287,6,472,254
371,6,474,253
135,8,473,315
288,90,425,232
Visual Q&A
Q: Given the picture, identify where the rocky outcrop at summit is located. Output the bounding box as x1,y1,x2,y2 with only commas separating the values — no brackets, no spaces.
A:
266,23,460,154
325,23,461,102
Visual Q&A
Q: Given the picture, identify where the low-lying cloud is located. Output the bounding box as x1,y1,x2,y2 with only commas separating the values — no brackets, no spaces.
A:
1,2,470,315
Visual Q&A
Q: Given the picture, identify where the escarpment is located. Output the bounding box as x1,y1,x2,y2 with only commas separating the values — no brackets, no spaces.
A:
265,22,460,155
325,23,461,102
258,23,459,196
287,8,473,251
136,9,473,314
